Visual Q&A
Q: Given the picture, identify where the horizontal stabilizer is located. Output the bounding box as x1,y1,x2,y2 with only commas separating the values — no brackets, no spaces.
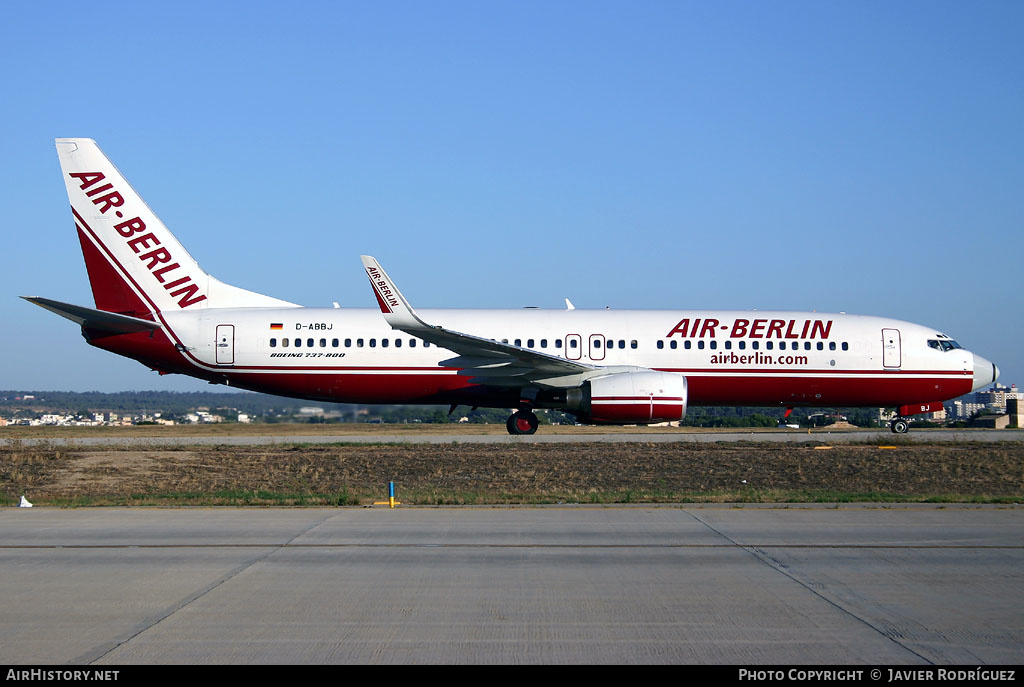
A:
22,297,161,334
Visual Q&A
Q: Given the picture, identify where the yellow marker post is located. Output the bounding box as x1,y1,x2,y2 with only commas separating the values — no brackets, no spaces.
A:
373,482,401,508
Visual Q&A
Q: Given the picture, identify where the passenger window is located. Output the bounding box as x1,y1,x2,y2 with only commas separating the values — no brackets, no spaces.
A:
725,341,732,350
595,340,602,348
684,340,691,350
752,341,758,350
527,339,534,348
670,340,677,350
395,339,402,348
841,342,849,351
345,338,352,347
630,340,637,349
382,339,389,348
816,342,823,350
295,338,302,348
541,339,548,348
619,340,626,349
570,339,578,349
282,338,289,348
739,341,746,350
709,341,717,350
829,342,836,351
657,340,664,349
514,339,522,347
766,341,773,350
332,339,339,347
357,338,364,348
410,339,416,347
307,338,314,347
270,338,277,348
370,339,376,348
555,339,562,348
424,341,430,348
804,341,811,350
698,341,705,350
320,338,327,347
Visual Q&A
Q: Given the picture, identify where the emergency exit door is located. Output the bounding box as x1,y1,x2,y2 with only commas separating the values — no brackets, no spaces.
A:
216,324,235,365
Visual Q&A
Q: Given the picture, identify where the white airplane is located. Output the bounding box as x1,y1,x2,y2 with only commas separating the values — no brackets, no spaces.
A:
25,139,999,434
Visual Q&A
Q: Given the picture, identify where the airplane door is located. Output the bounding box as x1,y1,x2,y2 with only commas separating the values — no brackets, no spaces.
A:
216,324,235,365
882,328,901,368
565,334,582,360
589,334,606,361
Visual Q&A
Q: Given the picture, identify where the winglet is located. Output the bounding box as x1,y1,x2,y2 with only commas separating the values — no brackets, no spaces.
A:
360,256,429,330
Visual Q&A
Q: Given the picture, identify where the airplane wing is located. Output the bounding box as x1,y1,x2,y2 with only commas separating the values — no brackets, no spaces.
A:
360,256,595,385
22,297,162,335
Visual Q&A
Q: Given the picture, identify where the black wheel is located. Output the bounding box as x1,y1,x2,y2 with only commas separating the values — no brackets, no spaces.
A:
506,409,539,435
891,419,909,434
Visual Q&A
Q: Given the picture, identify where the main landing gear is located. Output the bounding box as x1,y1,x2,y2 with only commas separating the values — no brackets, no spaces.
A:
507,409,539,435
890,418,910,434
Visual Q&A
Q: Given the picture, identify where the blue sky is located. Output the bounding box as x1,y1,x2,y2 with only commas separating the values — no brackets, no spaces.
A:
2,0,1021,393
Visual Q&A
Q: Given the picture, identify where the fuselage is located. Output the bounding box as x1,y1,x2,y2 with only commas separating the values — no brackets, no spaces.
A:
91,305,991,411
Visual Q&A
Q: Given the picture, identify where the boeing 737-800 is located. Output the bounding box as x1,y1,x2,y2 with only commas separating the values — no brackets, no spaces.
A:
25,139,999,434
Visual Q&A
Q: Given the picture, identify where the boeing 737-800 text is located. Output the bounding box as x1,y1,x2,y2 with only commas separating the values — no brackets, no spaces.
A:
25,139,999,434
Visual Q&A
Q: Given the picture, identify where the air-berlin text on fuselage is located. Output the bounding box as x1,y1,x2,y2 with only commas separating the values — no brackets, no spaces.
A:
667,318,833,339
69,171,207,309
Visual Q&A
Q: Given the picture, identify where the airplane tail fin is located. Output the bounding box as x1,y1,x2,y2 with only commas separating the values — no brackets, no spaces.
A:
55,139,296,317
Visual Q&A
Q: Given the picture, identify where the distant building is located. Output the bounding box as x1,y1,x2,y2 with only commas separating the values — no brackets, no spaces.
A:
1007,398,1022,429
972,414,1011,430
949,400,987,420
974,383,1021,411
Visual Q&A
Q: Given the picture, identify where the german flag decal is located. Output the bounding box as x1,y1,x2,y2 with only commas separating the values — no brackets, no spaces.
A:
270,323,283,330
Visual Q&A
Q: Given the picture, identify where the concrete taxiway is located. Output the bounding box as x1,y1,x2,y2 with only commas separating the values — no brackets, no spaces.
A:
5,428,1023,447
1,506,1021,664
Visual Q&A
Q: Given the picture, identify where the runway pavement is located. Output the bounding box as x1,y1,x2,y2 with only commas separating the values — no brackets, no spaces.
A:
1,505,1021,664
5,428,1023,446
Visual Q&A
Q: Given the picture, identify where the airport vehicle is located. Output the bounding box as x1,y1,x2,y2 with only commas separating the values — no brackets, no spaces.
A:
26,139,999,434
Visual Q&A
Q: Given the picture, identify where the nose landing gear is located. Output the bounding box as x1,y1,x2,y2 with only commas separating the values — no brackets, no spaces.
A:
890,418,910,434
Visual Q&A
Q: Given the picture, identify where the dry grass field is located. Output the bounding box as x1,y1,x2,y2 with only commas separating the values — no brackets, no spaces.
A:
2,432,1021,506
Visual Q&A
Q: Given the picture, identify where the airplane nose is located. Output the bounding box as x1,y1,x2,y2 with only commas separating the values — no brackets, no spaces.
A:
972,354,999,391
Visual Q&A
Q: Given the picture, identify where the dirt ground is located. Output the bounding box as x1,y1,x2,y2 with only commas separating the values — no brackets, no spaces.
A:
2,439,1022,505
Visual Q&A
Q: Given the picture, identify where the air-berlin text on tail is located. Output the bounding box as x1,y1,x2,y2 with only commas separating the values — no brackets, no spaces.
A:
667,317,833,339
366,266,399,310
69,171,207,309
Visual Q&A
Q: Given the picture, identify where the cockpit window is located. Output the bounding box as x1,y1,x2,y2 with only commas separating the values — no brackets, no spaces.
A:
928,339,962,352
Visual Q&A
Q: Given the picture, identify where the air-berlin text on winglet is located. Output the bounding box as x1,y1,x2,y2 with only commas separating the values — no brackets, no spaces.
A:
365,266,399,309
68,171,207,308
667,317,833,339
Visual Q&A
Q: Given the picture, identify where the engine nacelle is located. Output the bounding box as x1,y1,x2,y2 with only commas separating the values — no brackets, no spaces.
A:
568,371,688,424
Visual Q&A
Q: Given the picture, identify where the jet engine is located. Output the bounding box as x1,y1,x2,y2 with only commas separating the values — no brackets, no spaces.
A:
566,370,687,424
